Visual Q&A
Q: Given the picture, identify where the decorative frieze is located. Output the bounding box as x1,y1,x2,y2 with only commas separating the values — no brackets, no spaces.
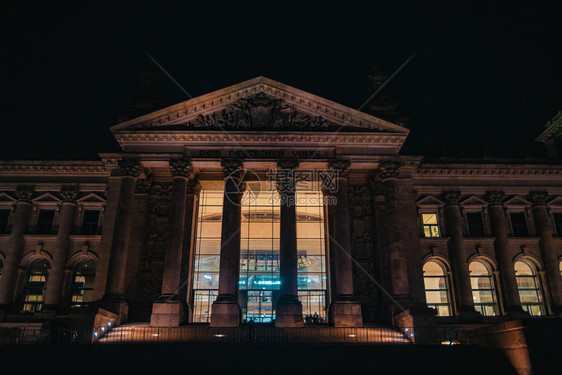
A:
442,191,461,206
529,191,548,207
379,161,401,180
486,191,505,206
169,158,193,177
15,186,34,202
60,186,79,203
119,159,142,178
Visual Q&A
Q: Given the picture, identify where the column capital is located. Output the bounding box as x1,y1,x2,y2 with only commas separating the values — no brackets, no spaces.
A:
60,185,79,203
15,185,34,202
221,158,244,178
486,191,505,206
328,159,350,175
118,159,142,178
378,160,401,180
277,159,299,170
529,191,548,207
187,180,202,195
135,178,152,194
442,191,461,206
169,158,193,178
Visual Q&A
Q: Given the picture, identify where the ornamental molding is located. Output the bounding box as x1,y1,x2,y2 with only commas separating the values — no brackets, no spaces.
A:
111,77,409,135
415,165,562,177
113,131,406,149
0,162,109,176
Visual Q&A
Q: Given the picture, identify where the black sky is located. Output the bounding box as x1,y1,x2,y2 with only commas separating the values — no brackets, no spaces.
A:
2,1,561,159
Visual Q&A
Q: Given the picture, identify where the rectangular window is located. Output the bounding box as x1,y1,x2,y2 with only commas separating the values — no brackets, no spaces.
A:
81,210,100,235
0,209,10,234
35,210,55,235
466,212,485,237
553,213,562,237
422,213,440,237
510,212,529,237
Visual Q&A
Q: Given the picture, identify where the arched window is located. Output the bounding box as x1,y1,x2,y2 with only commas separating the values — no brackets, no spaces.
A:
423,260,452,316
469,260,498,316
515,260,545,316
71,260,96,308
22,259,49,312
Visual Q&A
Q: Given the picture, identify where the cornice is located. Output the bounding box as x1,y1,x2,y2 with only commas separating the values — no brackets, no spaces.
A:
0,161,110,176
415,164,562,178
113,131,407,148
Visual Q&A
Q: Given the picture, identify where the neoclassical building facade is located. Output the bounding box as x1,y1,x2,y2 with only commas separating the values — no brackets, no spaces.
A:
0,77,561,332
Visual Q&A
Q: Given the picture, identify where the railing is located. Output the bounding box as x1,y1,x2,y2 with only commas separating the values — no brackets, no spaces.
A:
5,324,471,345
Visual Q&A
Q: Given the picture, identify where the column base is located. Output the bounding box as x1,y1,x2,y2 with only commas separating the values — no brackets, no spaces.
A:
275,299,303,327
33,310,57,320
150,300,185,327
458,307,483,323
99,295,128,324
330,300,363,327
210,300,241,327
505,306,530,319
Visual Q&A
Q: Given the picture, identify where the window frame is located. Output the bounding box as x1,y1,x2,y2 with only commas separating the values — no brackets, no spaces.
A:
422,259,453,317
514,259,545,316
468,259,499,316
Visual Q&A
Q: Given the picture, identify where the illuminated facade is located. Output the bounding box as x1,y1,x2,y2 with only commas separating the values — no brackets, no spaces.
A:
0,77,561,335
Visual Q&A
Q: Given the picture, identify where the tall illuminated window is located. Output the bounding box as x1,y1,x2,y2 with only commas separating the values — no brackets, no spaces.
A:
422,213,440,237
515,260,545,316
191,183,327,323
71,260,96,308
423,260,451,316
22,259,49,312
469,260,498,316
192,190,223,323
296,191,327,321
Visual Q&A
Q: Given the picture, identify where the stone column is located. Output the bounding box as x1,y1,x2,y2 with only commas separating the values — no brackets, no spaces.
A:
486,191,526,316
327,160,362,327
101,159,141,320
442,191,480,319
275,160,303,327
151,158,192,327
379,162,410,302
43,186,79,313
180,180,201,313
211,159,245,327
529,191,562,315
0,186,34,316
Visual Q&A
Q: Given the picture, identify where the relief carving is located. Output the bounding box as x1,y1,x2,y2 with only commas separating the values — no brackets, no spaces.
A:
186,93,332,130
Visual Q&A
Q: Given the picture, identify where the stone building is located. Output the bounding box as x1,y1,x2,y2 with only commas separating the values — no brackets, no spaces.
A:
0,77,561,337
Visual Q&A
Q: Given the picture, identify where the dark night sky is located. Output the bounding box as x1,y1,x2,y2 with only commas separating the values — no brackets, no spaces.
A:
2,1,561,159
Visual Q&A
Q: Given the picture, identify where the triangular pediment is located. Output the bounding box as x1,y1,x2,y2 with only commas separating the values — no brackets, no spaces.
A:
504,196,531,206
547,196,562,206
0,192,16,202
111,77,409,134
32,193,61,203
416,195,445,206
460,195,488,206
77,193,106,203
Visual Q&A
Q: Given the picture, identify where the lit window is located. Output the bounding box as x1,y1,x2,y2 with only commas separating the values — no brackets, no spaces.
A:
510,212,529,237
71,260,96,308
469,260,498,316
466,212,485,237
423,260,451,316
422,213,440,237
22,259,49,312
515,260,545,316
